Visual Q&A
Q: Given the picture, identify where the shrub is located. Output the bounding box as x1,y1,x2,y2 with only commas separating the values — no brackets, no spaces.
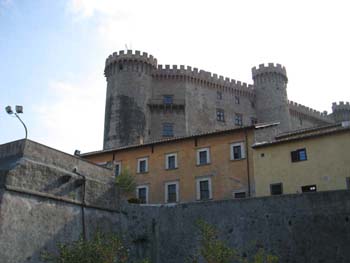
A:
41,231,128,263
116,168,136,198
190,220,279,263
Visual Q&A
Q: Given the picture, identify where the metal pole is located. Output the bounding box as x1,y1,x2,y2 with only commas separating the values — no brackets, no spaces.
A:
14,113,28,139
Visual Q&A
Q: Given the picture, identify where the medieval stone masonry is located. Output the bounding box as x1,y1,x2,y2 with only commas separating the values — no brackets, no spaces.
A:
103,50,349,149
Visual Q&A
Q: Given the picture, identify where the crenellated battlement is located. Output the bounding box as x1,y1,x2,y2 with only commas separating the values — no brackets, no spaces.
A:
104,50,158,76
252,63,287,81
332,101,350,111
288,100,333,122
153,64,255,97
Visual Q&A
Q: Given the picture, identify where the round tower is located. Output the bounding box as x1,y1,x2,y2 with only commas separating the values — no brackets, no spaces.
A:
103,50,157,149
252,63,291,132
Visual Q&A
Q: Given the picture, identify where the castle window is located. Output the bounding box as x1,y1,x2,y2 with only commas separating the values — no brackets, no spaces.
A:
291,148,307,162
270,183,283,195
235,96,240,104
217,91,222,100
115,161,121,176
162,123,174,137
234,192,246,199
196,177,212,200
165,153,178,170
251,117,258,125
137,185,149,204
301,185,317,193
163,95,173,104
230,142,245,160
197,148,210,165
234,113,243,126
137,157,148,173
165,181,179,203
216,109,225,122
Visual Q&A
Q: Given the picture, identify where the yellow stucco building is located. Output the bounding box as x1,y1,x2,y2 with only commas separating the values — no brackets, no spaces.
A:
82,127,256,204
253,123,350,196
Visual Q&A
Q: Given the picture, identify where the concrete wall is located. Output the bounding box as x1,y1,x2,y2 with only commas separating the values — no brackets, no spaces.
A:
1,139,349,263
253,129,350,196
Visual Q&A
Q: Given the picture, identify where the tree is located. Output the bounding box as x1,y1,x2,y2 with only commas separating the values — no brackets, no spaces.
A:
115,168,136,199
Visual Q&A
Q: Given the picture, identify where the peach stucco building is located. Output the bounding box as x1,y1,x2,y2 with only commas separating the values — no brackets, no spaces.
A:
82,127,256,204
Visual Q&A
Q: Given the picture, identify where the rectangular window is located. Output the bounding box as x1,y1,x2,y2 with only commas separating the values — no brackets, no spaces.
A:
115,161,121,176
250,117,257,125
270,183,283,195
234,192,246,198
197,148,210,165
217,91,222,100
347,177,350,190
230,142,245,160
165,153,178,170
165,182,179,203
137,186,149,204
137,157,148,173
162,123,174,137
234,113,243,126
196,177,212,200
163,95,173,104
216,109,225,122
235,96,240,104
291,148,307,162
301,185,317,193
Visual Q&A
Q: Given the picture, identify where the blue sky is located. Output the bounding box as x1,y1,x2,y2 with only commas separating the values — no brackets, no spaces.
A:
1,0,349,154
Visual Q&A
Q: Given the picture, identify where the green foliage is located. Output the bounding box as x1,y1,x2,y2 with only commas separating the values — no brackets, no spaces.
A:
128,197,142,204
241,248,279,263
115,168,136,197
190,220,279,263
41,231,128,263
195,219,237,263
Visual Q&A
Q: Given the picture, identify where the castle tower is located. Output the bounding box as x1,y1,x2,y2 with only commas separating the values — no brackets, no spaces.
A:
252,63,291,131
103,50,157,149
331,101,350,123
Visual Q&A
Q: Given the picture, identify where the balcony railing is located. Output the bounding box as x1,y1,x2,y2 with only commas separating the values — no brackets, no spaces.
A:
148,99,185,111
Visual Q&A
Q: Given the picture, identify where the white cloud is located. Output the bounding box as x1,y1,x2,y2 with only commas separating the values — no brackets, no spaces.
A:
67,0,127,19
32,75,105,154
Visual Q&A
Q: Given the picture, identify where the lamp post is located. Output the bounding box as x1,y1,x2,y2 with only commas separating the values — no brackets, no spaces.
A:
5,105,28,139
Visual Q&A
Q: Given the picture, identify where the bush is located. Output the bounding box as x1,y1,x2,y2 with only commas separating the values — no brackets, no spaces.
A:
190,220,279,263
115,168,136,198
41,231,128,263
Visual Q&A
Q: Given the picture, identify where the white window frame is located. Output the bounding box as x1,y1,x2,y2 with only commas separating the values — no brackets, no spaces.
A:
164,181,179,203
136,185,149,204
137,157,149,173
196,177,212,200
196,147,210,165
232,189,247,199
165,153,178,170
114,161,122,176
230,142,245,160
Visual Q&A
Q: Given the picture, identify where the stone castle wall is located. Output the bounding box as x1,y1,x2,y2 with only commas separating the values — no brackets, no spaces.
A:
103,50,340,149
1,140,350,263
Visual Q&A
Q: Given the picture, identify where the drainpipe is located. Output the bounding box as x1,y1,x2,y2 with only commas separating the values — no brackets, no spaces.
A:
244,129,251,197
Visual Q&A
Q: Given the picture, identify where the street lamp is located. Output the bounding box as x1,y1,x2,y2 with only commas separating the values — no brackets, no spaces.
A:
5,105,28,139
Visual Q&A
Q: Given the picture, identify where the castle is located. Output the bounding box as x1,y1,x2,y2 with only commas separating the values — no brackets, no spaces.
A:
103,50,350,149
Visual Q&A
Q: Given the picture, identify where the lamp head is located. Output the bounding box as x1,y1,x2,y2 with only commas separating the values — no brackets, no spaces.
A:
15,105,23,114
5,106,13,114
